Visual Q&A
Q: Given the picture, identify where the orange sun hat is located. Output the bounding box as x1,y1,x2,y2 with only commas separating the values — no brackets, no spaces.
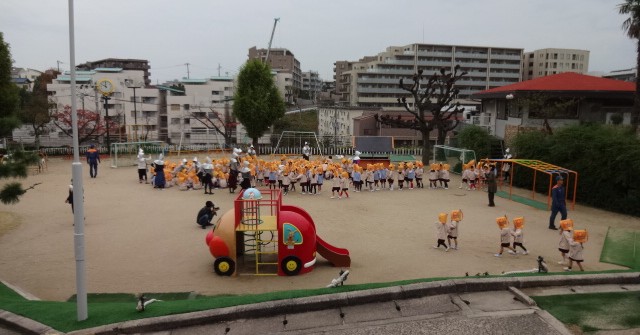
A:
496,215,508,229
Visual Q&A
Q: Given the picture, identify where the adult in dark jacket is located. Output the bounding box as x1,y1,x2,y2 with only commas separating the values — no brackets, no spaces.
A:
152,155,166,189
86,144,100,178
549,175,567,230
486,165,497,207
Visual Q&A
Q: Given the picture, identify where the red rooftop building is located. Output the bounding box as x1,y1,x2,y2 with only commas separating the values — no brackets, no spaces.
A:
469,72,635,142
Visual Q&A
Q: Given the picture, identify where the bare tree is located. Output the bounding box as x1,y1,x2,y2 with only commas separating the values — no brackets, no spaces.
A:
190,103,236,147
376,66,466,164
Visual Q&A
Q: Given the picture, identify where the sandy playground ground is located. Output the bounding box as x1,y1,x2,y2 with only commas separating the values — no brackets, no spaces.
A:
0,156,637,302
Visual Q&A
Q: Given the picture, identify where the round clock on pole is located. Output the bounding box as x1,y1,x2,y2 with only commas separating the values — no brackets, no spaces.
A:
96,78,115,95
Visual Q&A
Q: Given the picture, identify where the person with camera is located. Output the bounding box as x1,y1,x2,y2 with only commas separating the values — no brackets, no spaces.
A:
196,201,219,229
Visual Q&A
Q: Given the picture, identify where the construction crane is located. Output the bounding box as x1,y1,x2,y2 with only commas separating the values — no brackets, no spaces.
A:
264,18,280,64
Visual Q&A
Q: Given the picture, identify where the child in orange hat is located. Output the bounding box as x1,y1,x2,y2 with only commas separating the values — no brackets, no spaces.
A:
558,219,573,265
495,216,517,257
565,230,586,271
433,213,449,251
339,172,350,199
446,209,462,250
511,217,528,255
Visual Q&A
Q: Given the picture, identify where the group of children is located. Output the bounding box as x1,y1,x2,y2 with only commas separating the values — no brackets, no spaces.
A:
557,219,587,271
136,146,460,198
433,209,463,251
432,212,587,271
459,161,497,191
494,216,528,257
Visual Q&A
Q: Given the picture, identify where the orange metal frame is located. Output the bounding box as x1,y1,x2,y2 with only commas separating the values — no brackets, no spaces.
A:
487,159,577,211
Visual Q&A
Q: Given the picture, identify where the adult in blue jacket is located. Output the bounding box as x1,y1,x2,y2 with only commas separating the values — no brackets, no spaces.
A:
86,144,100,178
549,175,567,230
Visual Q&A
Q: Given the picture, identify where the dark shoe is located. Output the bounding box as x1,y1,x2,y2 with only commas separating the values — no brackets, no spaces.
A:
488,204,495,207
201,225,206,229
549,226,558,230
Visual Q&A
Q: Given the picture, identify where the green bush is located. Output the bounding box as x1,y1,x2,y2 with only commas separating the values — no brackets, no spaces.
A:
512,124,640,216
457,125,492,159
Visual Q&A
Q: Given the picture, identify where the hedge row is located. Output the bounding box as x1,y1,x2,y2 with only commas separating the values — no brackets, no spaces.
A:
511,124,640,217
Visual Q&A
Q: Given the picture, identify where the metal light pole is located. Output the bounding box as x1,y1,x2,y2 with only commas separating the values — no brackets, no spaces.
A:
334,106,338,153
102,95,111,154
67,0,87,321
127,82,141,141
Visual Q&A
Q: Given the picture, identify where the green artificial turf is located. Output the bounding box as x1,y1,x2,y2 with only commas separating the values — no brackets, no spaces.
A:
0,269,635,332
533,291,640,332
600,227,640,270
496,190,549,210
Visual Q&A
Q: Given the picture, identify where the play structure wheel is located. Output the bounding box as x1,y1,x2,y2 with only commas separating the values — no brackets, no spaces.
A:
281,256,302,276
213,257,235,276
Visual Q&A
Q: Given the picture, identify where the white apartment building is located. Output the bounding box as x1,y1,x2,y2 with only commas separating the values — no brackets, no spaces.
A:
521,48,589,80
12,67,156,146
11,67,43,91
317,106,373,146
335,43,523,109
603,67,636,82
302,71,322,99
165,76,236,146
13,67,242,147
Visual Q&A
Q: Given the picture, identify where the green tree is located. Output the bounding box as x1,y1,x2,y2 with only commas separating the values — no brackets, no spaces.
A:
233,59,285,146
375,66,467,164
619,0,640,131
0,32,20,137
457,125,492,160
0,32,38,204
19,71,58,149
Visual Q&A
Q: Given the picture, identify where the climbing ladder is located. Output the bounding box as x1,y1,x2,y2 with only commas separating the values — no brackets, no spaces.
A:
235,189,282,275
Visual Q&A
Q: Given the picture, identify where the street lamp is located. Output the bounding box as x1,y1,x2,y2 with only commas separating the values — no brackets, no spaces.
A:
102,95,111,155
126,80,142,141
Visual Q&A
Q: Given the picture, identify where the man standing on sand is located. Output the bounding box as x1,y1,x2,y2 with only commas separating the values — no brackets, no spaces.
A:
302,142,311,161
549,175,567,230
486,165,497,207
86,144,100,178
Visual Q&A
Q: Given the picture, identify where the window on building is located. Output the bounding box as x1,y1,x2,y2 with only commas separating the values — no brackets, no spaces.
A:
183,104,190,110
560,54,564,60
528,97,579,119
497,100,507,120
170,104,180,111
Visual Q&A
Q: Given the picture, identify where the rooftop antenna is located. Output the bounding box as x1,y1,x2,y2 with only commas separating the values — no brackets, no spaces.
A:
265,18,280,64
57,60,64,72
184,63,190,79
217,63,221,77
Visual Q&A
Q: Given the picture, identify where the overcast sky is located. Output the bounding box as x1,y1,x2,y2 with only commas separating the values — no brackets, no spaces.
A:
1,0,636,84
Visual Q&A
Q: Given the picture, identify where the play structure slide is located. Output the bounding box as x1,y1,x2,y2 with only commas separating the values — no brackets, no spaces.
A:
282,205,351,268
316,235,351,268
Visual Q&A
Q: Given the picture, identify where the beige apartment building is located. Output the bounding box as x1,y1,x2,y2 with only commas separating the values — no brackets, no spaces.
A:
521,48,589,80
333,43,522,109
248,46,302,92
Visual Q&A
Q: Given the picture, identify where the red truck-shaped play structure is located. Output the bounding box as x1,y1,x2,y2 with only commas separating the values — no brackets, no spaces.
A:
205,188,350,276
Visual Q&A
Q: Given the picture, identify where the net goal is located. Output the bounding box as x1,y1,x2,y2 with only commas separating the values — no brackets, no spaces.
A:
432,145,476,175
271,131,324,157
110,141,166,168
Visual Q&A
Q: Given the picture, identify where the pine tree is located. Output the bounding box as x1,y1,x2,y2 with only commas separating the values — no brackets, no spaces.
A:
0,32,38,204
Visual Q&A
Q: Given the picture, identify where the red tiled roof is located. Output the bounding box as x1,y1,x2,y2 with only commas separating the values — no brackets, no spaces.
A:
472,72,635,98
